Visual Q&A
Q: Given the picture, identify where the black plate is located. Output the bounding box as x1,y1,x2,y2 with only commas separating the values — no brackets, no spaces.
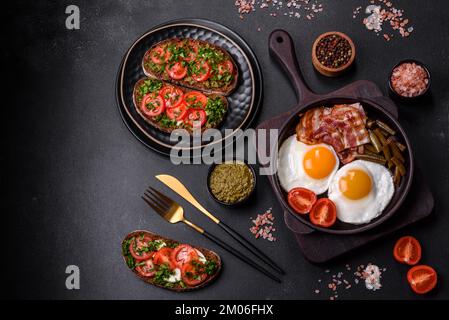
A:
116,19,263,156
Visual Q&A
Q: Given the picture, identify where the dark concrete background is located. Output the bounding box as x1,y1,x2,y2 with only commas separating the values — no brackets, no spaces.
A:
3,0,449,299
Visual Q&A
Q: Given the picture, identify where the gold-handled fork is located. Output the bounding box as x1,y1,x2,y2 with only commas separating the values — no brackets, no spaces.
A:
155,174,284,274
142,187,281,283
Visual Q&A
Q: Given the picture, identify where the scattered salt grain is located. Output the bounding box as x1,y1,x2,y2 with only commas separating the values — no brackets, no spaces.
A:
355,0,414,41
235,0,324,20
314,263,386,299
362,264,383,291
250,207,277,242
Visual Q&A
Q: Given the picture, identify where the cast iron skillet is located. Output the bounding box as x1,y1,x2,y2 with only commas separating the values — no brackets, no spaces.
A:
116,19,263,157
269,30,414,235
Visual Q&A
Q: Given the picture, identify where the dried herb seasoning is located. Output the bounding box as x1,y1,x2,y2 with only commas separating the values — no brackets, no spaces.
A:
209,161,254,204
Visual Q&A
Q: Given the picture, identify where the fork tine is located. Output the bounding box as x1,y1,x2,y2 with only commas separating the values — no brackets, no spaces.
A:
144,191,169,212
141,195,165,216
148,187,173,207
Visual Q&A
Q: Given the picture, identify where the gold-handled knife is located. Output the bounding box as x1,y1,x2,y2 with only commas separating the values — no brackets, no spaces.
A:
155,174,284,274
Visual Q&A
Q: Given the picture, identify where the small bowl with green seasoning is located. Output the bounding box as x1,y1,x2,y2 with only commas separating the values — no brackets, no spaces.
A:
207,160,256,207
312,31,356,77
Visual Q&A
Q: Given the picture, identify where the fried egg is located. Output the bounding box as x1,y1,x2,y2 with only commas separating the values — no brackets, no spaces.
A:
328,160,394,225
277,135,339,195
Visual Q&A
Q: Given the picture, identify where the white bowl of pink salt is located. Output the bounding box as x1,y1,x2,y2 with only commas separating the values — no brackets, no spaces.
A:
389,60,431,100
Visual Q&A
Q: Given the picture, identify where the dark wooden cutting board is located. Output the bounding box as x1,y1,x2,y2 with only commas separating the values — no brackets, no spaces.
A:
256,79,434,263
256,30,434,262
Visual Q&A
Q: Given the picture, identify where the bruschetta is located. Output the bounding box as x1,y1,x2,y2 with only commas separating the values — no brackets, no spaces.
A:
142,38,238,96
122,230,221,291
133,77,228,134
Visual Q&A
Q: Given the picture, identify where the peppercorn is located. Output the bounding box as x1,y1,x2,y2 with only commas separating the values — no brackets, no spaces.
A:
315,34,352,69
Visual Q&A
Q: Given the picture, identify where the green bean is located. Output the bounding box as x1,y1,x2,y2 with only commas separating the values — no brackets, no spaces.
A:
382,144,392,162
389,141,405,163
365,149,380,157
379,128,391,137
365,144,379,154
391,157,406,176
396,141,407,152
388,160,394,169
355,153,387,165
376,120,396,135
369,130,382,153
367,119,376,129
393,166,402,187
374,128,388,146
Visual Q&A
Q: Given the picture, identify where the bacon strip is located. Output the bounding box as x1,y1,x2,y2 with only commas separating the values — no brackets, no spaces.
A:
296,103,370,162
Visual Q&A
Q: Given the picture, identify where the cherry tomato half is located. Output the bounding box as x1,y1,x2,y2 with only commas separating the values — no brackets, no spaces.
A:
394,236,422,265
218,60,234,75
135,259,156,277
184,91,208,109
150,46,170,64
159,86,184,108
140,94,165,118
171,244,199,268
183,41,198,62
287,188,317,214
166,62,187,80
185,109,207,128
181,260,207,287
153,247,176,269
407,265,437,294
166,102,188,121
191,60,211,82
129,236,154,261
309,198,337,228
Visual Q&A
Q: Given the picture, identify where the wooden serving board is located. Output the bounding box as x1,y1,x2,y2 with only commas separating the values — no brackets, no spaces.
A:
256,80,434,263
255,30,434,263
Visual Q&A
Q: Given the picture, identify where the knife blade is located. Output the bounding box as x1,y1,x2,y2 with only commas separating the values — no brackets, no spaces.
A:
155,174,220,224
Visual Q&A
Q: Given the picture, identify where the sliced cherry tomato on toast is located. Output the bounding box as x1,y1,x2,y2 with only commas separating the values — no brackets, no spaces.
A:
394,236,422,265
309,198,337,228
135,259,156,277
129,236,154,261
166,62,187,80
191,60,211,82
184,91,208,109
166,102,188,121
153,247,176,269
171,244,199,268
217,60,234,75
407,265,437,294
150,46,169,64
181,260,207,287
141,94,165,118
183,41,199,62
184,109,207,128
287,188,317,214
159,86,184,108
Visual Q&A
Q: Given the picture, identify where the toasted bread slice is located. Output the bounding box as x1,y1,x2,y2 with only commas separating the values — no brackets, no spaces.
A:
133,77,228,134
122,230,221,292
142,38,238,96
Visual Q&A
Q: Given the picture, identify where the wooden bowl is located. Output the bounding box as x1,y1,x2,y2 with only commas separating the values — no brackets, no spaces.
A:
312,31,356,77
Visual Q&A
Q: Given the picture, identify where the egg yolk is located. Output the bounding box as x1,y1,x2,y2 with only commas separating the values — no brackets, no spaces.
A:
339,169,372,200
303,146,336,179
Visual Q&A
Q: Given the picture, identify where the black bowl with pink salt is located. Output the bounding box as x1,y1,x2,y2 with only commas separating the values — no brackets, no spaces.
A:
389,59,431,100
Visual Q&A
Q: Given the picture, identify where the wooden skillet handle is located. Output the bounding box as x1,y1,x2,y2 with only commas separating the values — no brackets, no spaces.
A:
269,30,316,103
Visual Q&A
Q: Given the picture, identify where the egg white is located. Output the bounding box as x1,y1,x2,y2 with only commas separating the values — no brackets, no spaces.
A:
277,135,339,195
328,160,394,225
